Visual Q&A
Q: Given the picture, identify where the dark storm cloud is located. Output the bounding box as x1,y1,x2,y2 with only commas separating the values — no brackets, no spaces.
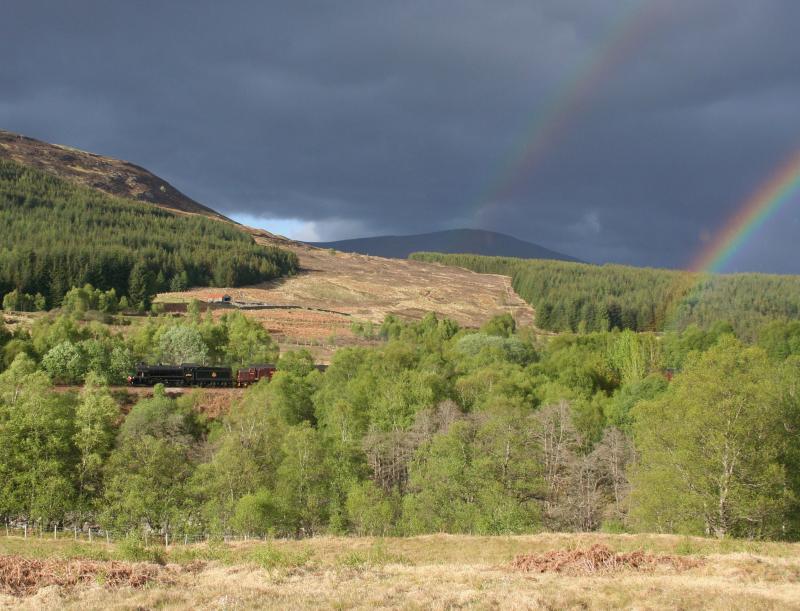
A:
2,0,800,271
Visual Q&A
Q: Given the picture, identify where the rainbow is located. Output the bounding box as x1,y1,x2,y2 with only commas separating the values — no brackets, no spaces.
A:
471,0,664,224
660,148,800,330
689,149,800,274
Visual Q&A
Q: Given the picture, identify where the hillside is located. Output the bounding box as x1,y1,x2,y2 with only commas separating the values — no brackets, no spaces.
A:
0,129,535,345
412,252,800,338
160,238,535,353
0,159,298,307
0,129,227,221
311,228,580,261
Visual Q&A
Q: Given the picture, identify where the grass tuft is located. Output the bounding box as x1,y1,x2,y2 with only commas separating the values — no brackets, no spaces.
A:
248,544,314,571
114,535,166,565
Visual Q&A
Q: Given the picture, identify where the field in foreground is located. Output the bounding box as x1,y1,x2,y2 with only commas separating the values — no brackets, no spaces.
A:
1,533,799,610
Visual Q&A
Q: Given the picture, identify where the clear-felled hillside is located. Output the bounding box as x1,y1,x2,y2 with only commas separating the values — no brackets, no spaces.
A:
0,159,298,307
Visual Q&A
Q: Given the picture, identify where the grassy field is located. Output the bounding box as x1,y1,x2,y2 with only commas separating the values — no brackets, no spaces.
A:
1,533,799,609
161,236,536,332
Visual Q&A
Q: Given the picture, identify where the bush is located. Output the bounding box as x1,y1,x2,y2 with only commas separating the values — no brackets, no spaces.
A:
115,534,166,565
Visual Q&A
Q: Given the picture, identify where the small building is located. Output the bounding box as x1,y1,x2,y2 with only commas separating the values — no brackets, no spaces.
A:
206,293,232,304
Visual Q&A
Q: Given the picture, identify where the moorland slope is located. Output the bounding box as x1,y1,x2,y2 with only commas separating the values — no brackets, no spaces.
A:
0,129,227,220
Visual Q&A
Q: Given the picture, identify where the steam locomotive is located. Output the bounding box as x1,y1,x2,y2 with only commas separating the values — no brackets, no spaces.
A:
128,363,277,388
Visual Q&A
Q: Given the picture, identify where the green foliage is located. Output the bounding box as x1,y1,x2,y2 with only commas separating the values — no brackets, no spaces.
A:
115,534,166,564
189,387,288,532
350,320,378,339
345,480,397,536
411,252,800,338
41,341,87,383
0,356,77,521
607,330,661,386
74,373,119,504
402,406,543,535
0,159,298,307
61,284,119,316
2,289,45,312
231,490,276,536
38,325,133,384
630,338,798,538
268,354,320,425
335,541,409,569
758,320,800,360
157,325,208,365
3,308,800,542
100,390,207,533
222,311,278,366
248,544,315,571
455,333,536,366
481,313,516,337
273,424,332,536
605,374,668,431
102,435,189,531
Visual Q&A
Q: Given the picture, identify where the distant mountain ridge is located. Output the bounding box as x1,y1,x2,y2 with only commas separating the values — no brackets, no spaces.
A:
0,128,228,221
311,228,580,262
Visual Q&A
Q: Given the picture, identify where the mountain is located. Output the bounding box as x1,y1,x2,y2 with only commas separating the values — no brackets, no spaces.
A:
0,130,533,340
0,129,228,221
311,228,580,262
0,140,298,307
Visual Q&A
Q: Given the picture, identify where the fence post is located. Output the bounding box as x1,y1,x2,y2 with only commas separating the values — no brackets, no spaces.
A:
184,534,188,546
74,526,77,541
106,531,110,545
5,521,8,537
165,531,169,547
24,524,27,539
54,524,57,539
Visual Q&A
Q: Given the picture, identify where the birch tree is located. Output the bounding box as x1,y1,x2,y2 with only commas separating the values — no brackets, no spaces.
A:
630,338,793,538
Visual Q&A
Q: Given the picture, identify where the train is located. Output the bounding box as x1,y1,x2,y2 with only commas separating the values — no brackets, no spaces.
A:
127,362,326,388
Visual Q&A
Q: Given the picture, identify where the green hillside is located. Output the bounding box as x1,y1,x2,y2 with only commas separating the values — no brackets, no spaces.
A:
0,159,298,308
410,252,800,338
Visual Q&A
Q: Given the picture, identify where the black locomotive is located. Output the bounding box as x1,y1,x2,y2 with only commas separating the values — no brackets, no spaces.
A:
129,361,328,388
128,363,234,387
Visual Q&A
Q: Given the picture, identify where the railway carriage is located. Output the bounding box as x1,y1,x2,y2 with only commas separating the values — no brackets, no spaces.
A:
236,364,277,387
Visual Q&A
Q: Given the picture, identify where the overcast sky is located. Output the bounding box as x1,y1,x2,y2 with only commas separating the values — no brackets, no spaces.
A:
3,0,800,271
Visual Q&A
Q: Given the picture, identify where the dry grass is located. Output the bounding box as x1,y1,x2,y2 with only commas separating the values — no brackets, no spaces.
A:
158,236,536,345
1,533,799,609
0,554,164,596
509,543,702,574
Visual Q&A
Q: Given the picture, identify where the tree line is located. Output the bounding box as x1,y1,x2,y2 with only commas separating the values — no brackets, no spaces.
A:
410,252,800,339
1,311,798,540
0,159,298,309
0,294,278,384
